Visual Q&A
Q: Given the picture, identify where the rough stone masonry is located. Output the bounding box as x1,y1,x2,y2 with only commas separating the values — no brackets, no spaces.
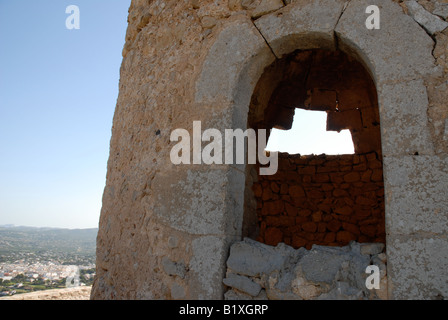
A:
91,0,448,300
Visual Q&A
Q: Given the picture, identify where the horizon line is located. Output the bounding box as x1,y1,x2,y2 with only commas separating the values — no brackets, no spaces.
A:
0,224,98,231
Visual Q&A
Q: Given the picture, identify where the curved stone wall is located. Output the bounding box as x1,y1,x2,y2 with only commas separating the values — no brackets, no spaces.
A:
92,0,448,300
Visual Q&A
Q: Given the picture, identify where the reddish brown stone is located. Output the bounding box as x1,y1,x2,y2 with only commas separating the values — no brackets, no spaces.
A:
343,198,354,207
321,183,334,191
342,222,360,235
330,173,344,183
314,173,330,183
325,160,341,167
279,158,296,171
357,235,371,243
324,232,336,243
256,152,385,250
253,183,262,198
339,154,354,165
334,206,353,216
354,208,372,218
317,203,332,214
261,200,284,216
295,216,308,224
262,187,273,201
338,88,371,112
280,183,289,195
312,211,323,222
271,182,280,193
306,88,337,110
288,225,302,234
317,222,327,233
271,193,280,201
336,231,357,243
360,225,377,237
340,166,352,172
291,235,307,248
291,197,307,207
309,158,326,165
361,170,372,182
344,172,360,183
302,175,312,183
356,196,377,206
289,185,305,198
298,166,316,175
327,219,342,232
284,202,298,216
292,156,308,165
303,232,316,241
266,216,295,227
369,159,382,169
336,214,351,222
359,218,378,226
306,189,324,199
317,166,337,173
302,222,317,233
371,169,383,182
353,182,365,188
333,189,349,197
354,163,368,171
315,233,326,242
264,228,283,246
366,152,377,161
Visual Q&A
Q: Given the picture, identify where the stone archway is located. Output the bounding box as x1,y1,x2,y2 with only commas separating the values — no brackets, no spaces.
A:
92,0,447,301
195,0,442,299
243,48,385,250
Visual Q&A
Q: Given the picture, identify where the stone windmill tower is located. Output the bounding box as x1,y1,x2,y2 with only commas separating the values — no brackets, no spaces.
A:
91,0,448,300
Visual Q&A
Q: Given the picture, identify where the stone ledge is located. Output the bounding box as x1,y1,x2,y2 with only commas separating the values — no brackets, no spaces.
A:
0,286,92,300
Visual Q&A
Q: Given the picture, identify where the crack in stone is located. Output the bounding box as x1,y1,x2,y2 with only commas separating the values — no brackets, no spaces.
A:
251,20,279,59
334,0,352,50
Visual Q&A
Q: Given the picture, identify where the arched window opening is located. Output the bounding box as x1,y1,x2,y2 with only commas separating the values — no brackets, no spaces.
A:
243,49,385,250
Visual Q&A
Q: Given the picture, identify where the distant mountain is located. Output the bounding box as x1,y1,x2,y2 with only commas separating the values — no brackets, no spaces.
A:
0,225,98,259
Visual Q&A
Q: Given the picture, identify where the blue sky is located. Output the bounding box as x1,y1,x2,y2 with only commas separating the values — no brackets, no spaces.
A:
0,0,354,230
0,1,131,229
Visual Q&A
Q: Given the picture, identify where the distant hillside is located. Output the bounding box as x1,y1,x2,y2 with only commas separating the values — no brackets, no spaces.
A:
0,226,98,260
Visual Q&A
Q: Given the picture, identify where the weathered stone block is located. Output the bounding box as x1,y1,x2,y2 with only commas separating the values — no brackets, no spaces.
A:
223,273,262,297
377,79,434,156
251,0,284,18
387,236,448,299
195,15,276,126
254,0,348,57
335,0,437,84
405,0,448,35
189,235,237,299
383,155,448,235
152,167,243,236
226,238,297,277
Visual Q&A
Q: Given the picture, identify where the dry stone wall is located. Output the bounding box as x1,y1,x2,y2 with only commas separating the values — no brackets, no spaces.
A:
223,238,387,300
92,0,448,300
253,152,385,250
